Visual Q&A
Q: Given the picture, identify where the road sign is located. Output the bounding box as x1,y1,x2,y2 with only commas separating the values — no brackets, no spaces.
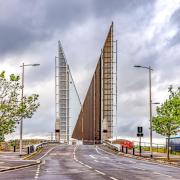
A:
137,127,143,133
137,133,143,137
137,127,143,156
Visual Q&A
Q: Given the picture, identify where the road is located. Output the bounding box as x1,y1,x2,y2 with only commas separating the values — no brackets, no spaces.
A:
0,144,179,180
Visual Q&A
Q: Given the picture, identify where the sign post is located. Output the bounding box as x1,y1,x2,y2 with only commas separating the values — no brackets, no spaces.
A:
137,127,143,156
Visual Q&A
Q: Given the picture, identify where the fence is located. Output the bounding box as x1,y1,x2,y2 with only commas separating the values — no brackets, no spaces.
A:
133,141,166,153
104,141,180,157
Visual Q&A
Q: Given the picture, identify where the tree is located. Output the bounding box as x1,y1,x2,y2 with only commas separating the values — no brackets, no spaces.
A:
0,71,40,141
152,86,180,160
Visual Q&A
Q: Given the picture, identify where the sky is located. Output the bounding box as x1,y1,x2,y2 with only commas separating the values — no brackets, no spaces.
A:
1,0,180,144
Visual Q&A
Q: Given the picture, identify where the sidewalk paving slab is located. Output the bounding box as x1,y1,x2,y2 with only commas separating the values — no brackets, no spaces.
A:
0,144,58,172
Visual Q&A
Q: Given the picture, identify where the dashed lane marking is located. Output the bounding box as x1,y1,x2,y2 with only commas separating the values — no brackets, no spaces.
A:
34,164,41,179
110,177,118,180
78,161,85,165
89,155,96,159
74,146,123,180
153,172,173,178
95,170,106,176
134,167,145,171
84,164,92,169
103,156,110,159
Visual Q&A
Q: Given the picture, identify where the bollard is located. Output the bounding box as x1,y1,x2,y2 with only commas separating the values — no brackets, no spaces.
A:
13,146,16,152
126,147,128,154
133,148,135,155
122,146,124,153
27,146,30,154
30,146,33,153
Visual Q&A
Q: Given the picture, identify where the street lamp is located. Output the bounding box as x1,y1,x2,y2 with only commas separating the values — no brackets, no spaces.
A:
134,65,153,158
19,63,40,156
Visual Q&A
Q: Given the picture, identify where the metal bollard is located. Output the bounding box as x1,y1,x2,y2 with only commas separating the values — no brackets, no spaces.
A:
126,147,128,154
122,146,124,152
27,146,30,154
13,146,16,152
30,145,33,153
133,148,135,155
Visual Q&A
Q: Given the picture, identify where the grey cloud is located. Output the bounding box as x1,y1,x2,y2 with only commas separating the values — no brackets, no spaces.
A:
117,116,150,138
0,0,156,59
24,60,54,86
168,7,180,46
0,0,90,58
92,0,155,19
170,7,180,27
1,0,179,140
169,31,180,46
0,24,50,57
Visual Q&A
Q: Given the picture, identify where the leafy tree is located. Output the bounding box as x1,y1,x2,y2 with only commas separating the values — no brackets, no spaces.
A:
152,86,180,160
0,71,40,141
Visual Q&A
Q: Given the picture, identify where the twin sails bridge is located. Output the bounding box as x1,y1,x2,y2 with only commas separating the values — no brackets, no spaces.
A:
55,23,117,144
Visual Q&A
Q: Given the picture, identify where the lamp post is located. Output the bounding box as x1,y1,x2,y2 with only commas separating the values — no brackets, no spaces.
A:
19,63,40,156
134,65,153,158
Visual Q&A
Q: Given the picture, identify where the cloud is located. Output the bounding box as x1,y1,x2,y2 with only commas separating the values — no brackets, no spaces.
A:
169,7,180,46
0,0,180,142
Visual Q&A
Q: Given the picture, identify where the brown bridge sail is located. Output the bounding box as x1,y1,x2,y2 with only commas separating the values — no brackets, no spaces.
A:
72,23,117,144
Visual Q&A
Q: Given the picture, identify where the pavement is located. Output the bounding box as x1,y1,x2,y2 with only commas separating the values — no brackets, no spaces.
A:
0,144,179,180
0,150,39,172
0,144,57,172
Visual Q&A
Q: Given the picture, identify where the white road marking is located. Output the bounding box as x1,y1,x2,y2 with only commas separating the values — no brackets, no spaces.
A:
84,164,92,169
78,161,84,165
103,156,110,159
153,172,173,178
37,146,58,160
135,167,145,171
95,170,106,176
95,146,103,155
41,160,46,165
34,164,41,179
89,155,96,159
94,160,99,162
110,177,118,180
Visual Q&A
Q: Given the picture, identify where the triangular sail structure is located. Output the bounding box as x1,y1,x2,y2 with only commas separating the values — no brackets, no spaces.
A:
55,41,81,143
72,23,117,144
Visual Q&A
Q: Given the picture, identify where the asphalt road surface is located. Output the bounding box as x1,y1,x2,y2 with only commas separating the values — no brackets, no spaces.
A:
0,144,179,180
